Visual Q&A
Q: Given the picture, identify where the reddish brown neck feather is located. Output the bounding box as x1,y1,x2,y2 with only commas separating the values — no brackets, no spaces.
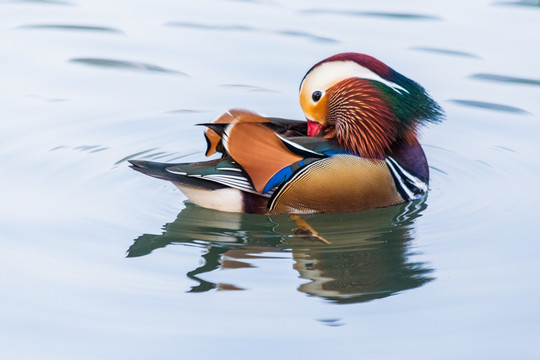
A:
402,128,420,146
325,78,398,159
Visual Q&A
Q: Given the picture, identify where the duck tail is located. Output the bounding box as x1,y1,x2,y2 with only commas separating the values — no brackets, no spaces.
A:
128,160,179,182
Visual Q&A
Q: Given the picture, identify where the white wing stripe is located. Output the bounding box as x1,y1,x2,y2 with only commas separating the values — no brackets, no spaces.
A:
166,169,187,175
275,134,324,156
217,167,243,172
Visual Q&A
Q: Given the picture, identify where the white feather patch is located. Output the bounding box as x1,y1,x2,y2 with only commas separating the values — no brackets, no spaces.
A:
175,185,244,213
300,60,408,100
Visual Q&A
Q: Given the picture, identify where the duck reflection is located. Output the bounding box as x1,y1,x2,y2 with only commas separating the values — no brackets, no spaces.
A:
128,200,433,303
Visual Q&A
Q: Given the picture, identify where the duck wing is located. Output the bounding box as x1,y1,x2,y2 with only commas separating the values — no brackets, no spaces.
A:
201,109,307,156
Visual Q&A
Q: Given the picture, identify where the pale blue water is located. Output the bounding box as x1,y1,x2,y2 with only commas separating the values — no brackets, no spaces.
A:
1,0,540,359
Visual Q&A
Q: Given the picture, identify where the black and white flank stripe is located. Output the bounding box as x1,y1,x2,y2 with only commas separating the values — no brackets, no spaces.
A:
385,157,428,201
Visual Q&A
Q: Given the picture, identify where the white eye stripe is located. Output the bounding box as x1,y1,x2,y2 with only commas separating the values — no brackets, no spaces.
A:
300,60,408,96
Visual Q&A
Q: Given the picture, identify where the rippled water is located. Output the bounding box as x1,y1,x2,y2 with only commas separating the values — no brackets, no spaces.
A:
1,0,540,359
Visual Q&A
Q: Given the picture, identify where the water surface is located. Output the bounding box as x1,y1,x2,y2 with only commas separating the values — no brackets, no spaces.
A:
1,0,539,359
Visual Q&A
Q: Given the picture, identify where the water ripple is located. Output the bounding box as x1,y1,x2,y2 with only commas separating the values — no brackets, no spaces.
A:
448,99,529,114
300,9,442,20
50,144,109,153
493,0,540,7
424,153,489,237
220,84,278,93
470,73,540,87
115,149,199,166
274,30,337,43
26,94,67,102
317,318,345,327
5,0,72,5
16,24,124,34
165,21,255,31
422,142,529,239
69,58,187,76
410,46,480,59
165,21,338,43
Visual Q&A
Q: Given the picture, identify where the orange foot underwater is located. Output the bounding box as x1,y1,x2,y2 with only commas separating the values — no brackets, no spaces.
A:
129,52,444,214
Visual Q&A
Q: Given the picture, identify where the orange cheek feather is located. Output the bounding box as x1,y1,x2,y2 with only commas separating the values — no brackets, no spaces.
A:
300,95,328,136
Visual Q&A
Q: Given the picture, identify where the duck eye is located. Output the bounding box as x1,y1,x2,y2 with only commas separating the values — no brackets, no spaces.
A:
311,90,322,102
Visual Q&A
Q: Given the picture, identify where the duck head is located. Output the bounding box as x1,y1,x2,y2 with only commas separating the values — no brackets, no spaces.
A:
299,53,444,159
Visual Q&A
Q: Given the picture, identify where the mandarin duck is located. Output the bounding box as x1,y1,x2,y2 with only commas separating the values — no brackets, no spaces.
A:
130,53,443,214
